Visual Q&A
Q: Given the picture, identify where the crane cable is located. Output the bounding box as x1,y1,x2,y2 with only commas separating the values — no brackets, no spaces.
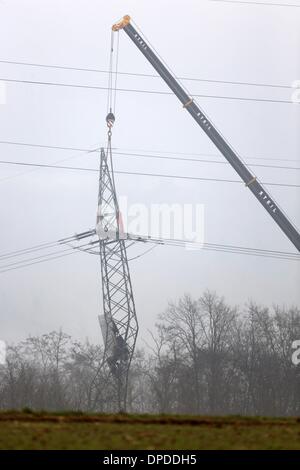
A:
104,30,120,235
106,31,114,115
106,30,120,116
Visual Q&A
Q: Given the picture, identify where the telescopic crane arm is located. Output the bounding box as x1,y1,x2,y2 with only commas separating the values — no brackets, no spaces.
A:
112,16,300,252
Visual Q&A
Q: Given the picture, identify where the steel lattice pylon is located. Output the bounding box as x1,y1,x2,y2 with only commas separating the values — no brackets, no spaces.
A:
96,145,138,411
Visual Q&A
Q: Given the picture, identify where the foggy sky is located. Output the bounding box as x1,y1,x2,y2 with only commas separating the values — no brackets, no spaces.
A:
0,0,299,346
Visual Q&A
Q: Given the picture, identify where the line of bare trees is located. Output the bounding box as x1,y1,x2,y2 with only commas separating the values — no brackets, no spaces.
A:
1,291,299,416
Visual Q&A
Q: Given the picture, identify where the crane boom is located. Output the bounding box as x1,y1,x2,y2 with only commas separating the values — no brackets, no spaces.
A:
113,16,300,252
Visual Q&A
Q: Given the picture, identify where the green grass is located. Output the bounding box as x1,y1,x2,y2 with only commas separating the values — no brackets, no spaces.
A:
0,412,299,450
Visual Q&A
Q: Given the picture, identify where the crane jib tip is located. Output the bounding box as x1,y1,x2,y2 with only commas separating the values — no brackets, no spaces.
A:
112,15,131,32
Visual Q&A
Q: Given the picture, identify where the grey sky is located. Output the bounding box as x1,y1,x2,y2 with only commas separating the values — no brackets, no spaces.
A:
0,0,299,346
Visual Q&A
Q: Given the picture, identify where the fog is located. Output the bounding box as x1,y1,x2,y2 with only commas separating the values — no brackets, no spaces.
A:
0,0,299,349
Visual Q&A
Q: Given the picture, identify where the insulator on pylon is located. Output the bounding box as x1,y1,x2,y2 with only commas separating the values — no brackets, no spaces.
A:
106,112,115,128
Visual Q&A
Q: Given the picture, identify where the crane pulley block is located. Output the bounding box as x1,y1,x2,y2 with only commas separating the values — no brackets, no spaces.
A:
112,15,131,32
106,112,115,128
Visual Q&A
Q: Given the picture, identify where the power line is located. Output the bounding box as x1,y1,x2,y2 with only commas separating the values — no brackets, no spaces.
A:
115,169,299,188
3,230,298,261
0,141,102,183
0,59,292,89
0,238,97,274
138,236,300,261
0,244,85,270
1,77,298,105
210,0,300,7
0,140,96,154
0,159,299,188
0,230,95,260
120,147,300,163
165,241,300,260
0,250,81,274
114,151,300,171
0,140,299,170
141,235,300,256
0,232,298,274
0,240,61,261
127,244,158,261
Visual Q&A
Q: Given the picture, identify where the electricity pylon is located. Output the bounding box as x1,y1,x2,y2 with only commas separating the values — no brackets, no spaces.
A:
96,135,138,412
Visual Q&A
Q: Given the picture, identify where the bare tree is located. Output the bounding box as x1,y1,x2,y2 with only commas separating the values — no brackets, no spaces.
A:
0,293,299,416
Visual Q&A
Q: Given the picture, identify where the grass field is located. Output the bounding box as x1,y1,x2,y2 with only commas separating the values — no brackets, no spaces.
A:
0,412,299,450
